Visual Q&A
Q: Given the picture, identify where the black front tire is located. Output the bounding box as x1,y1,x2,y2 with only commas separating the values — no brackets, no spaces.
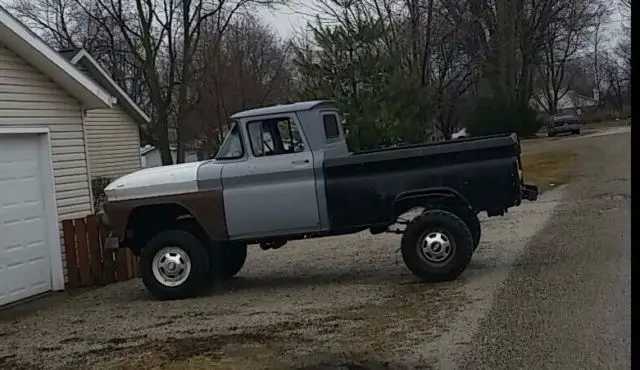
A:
401,209,473,282
140,230,210,300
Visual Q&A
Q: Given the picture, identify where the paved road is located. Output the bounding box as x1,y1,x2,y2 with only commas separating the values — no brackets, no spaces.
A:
459,130,631,369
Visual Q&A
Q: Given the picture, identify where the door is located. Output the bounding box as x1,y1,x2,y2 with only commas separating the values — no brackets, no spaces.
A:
221,116,321,238
0,134,53,306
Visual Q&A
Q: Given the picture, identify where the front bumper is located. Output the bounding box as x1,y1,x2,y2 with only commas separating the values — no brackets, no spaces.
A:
522,184,539,201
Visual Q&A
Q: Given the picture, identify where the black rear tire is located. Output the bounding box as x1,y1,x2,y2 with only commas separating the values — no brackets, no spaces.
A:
422,205,480,251
468,213,481,251
140,230,210,300
401,209,473,282
220,244,247,278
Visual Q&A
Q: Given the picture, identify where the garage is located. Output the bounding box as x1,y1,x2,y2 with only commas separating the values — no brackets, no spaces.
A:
0,5,118,307
0,132,63,306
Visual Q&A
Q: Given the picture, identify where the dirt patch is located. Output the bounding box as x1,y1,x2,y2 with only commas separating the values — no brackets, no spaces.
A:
295,355,434,369
53,282,468,369
521,150,576,191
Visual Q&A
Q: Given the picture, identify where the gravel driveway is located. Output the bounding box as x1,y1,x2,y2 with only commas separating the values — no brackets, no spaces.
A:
0,126,630,370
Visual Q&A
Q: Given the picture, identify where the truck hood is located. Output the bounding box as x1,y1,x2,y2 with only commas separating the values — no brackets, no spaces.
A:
104,160,223,202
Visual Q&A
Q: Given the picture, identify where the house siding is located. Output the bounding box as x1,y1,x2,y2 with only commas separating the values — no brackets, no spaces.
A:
84,105,141,180
0,44,93,281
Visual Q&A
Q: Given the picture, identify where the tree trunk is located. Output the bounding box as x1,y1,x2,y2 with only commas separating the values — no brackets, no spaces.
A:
156,116,173,165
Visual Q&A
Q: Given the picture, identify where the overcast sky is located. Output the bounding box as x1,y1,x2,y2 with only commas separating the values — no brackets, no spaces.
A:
258,1,630,47
0,0,628,49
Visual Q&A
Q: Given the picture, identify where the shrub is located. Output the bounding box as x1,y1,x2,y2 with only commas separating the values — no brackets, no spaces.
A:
91,177,112,212
466,97,543,138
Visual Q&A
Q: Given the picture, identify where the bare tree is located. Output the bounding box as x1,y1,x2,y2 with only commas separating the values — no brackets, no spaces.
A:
427,12,479,139
619,0,630,10
65,0,285,164
534,0,606,114
600,55,628,112
183,14,294,157
10,0,89,48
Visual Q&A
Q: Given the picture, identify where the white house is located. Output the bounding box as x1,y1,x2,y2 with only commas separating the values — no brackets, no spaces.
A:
531,89,597,113
0,6,145,306
140,145,199,168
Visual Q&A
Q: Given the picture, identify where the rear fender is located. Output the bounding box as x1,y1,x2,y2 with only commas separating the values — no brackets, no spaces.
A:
391,187,474,221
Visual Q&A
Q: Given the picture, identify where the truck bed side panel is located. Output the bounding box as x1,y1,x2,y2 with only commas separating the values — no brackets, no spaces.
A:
323,141,520,231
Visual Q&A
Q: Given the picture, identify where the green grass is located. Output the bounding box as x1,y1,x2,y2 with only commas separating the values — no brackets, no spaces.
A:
521,150,577,192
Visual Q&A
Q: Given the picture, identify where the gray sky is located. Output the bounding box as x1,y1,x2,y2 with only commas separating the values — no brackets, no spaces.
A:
259,1,630,47
256,0,316,40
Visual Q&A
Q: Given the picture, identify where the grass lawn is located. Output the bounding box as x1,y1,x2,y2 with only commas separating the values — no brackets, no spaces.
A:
521,150,577,192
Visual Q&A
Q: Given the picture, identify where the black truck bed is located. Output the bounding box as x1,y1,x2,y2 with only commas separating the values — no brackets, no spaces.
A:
322,133,523,231
328,133,520,167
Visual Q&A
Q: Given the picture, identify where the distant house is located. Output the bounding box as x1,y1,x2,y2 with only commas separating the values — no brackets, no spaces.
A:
59,48,148,180
140,145,198,168
531,89,597,113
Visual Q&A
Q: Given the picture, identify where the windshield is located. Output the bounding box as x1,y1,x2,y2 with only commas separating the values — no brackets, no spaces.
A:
215,121,244,159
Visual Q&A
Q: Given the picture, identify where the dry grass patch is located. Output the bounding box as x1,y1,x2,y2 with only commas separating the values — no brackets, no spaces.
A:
521,150,576,192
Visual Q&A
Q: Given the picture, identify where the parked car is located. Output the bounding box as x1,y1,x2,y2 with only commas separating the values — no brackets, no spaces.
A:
100,100,539,300
547,113,582,137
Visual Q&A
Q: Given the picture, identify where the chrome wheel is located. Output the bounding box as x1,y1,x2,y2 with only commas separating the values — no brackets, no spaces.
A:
418,230,455,265
152,246,192,287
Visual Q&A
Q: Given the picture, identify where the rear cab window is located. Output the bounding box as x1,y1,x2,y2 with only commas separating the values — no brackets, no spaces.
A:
322,112,341,141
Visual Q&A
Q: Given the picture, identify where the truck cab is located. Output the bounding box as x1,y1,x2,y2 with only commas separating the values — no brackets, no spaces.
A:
209,101,347,239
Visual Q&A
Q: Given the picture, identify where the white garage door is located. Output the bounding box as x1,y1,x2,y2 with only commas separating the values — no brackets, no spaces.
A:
0,134,54,306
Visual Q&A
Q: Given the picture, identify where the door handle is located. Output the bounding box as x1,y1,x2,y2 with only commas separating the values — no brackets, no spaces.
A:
291,159,310,165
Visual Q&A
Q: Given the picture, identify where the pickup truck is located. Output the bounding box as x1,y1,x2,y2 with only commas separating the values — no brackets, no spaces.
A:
101,100,538,300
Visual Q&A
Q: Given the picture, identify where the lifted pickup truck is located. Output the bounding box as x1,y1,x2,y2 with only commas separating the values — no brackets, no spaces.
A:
102,100,538,300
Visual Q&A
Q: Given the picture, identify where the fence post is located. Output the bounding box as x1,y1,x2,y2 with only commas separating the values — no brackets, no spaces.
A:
62,220,79,288
74,219,92,287
115,249,129,281
85,215,104,285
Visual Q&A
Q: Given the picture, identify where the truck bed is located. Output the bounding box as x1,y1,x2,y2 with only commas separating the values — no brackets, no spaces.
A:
330,133,520,166
322,133,522,231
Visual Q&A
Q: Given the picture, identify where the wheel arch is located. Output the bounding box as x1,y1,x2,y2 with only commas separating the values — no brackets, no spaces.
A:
392,187,474,219
124,202,209,253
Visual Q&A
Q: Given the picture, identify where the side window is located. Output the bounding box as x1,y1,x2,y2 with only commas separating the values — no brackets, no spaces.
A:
276,119,305,153
322,113,340,140
247,121,270,156
247,117,306,157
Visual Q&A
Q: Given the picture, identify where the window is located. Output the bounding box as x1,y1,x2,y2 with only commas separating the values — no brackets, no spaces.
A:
322,113,340,139
247,117,306,157
215,122,244,159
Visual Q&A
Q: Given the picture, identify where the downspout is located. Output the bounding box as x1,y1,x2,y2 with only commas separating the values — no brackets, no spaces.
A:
81,107,95,214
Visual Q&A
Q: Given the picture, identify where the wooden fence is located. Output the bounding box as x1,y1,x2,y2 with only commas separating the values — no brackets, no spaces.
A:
62,214,140,288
